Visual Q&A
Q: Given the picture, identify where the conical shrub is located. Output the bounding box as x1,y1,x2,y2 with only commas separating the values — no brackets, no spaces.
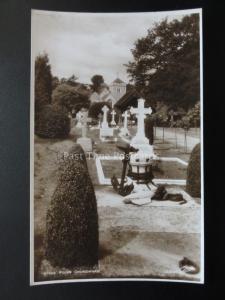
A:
186,143,201,197
45,149,98,269
35,105,70,138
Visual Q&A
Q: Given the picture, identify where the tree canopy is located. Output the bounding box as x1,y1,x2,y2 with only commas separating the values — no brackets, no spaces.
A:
52,83,90,113
91,75,104,93
126,14,200,110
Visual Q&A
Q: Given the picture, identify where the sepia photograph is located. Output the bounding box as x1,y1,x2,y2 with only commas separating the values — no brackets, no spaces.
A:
30,9,203,285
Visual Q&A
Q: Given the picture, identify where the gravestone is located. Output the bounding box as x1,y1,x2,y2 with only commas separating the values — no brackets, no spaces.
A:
110,109,117,127
130,99,152,146
120,110,130,136
76,110,83,128
129,98,155,157
76,109,92,152
100,105,113,139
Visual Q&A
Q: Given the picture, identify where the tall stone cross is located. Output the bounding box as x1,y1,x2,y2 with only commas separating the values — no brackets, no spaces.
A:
110,109,117,126
119,110,130,136
130,98,152,145
122,110,129,130
101,105,109,129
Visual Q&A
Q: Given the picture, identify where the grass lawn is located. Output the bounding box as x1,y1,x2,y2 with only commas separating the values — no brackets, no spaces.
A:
101,159,187,180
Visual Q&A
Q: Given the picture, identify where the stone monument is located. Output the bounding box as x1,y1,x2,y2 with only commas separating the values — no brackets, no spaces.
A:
130,98,154,155
100,105,113,139
123,99,157,204
110,109,117,127
76,109,92,152
76,111,83,128
119,110,130,136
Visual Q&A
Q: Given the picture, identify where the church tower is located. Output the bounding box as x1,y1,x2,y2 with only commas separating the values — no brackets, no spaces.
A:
109,78,126,103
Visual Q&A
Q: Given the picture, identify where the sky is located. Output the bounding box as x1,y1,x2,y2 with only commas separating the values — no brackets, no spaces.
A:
32,10,197,85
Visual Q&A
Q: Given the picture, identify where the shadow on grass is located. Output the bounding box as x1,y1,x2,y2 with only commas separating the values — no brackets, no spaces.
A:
99,229,139,259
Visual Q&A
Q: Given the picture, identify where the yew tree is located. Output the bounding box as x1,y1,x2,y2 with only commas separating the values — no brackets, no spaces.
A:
35,53,52,114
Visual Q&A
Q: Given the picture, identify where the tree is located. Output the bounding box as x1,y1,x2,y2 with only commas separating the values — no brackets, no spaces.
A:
186,101,200,127
52,76,60,90
35,54,52,115
91,75,104,93
52,83,90,113
126,14,200,110
60,74,78,86
88,102,111,120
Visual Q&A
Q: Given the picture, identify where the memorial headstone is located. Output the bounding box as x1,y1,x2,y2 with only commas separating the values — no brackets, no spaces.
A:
100,105,113,139
110,109,117,127
76,109,93,152
120,110,130,136
129,98,155,157
130,99,152,146
76,111,82,128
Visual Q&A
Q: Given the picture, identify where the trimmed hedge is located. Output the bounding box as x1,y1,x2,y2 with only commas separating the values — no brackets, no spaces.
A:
45,146,98,269
186,143,201,197
35,105,70,138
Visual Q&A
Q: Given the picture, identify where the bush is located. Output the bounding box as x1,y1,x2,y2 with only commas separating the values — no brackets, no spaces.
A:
35,105,70,138
186,143,201,197
45,151,99,269
58,144,88,173
52,83,90,112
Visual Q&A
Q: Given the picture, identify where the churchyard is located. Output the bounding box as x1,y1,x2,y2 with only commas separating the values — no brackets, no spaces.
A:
34,101,201,282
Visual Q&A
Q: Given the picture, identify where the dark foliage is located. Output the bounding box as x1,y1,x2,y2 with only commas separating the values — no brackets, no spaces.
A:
88,101,111,120
35,53,52,119
186,143,201,197
91,74,104,93
126,14,200,110
145,115,154,145
35,105,70,138
52,83,90,113
45,151,99,268
58,144,88,173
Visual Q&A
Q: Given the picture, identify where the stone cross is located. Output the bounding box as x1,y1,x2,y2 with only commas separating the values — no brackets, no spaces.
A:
76,111,82,128
101,105,109,129
119,110,130,136
110,109,117,126
130,98,152,145
80,110,88,138
122,110,130,130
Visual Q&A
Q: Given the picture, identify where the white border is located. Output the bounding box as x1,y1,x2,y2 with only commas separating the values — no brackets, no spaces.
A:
30,8,204,285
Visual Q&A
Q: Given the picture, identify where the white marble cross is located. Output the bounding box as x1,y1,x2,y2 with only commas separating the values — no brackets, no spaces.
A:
122,110,130,130
101,105,109,129
110,109,117,126
76,111,82,128
119,110,130,136
130,98,152,145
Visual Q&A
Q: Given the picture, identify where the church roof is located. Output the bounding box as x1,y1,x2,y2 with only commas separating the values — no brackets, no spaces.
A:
114,89,142,112
112,78,125,84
